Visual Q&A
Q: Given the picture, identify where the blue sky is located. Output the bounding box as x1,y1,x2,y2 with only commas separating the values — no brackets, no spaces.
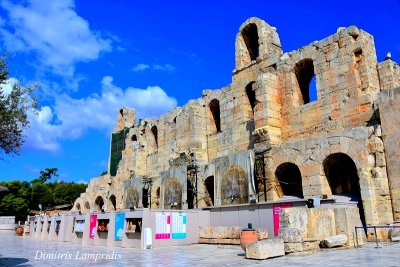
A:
0,0,399,183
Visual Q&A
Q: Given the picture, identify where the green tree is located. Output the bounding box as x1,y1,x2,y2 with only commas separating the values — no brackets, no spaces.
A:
53,182,87,205
0,53,38,157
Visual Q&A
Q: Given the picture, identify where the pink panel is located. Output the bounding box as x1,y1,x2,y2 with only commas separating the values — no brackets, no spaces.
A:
273,204,292,236
89,215,97,239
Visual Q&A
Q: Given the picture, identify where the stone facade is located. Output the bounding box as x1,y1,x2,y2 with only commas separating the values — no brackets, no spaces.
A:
73,17,400,237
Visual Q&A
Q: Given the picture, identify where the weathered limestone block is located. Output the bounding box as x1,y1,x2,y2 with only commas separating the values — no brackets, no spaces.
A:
279,228,303,243
199,226,241,239
320,234,348,248
246,239,285,260
334,207,364,247
284,242,303,254
389,228,400,242
307,208,336,239
256,228,268,240
303,238,320,252
279,208,308,238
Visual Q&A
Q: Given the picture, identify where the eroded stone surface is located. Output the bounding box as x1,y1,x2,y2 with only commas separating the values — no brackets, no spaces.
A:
320,234,348,248
246,238,285,260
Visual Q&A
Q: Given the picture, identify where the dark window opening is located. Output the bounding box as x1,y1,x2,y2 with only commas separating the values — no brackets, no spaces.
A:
76,203,81,211
84,201,90,211
275,163,303,198
241,23,259,61
151,126,158,149
187,179,194,209
131,135,137,142
205,176,214,206
142,188,149,208
109,195,116,210
173,117,177,124
209,99,221,133
119,109,124,116
295,59,316,104
156,187,160,198
245,82,257,118
323,153,366,227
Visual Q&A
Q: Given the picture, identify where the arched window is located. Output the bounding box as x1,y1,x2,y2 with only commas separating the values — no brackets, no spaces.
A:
275,163,303,198
209,99,221,133
131,134,137,142
205,176,214,206
295,59,317,104
151,126,158,150
109,195,116,211
75,203,81,211
245,82,257,120
241,23,259,61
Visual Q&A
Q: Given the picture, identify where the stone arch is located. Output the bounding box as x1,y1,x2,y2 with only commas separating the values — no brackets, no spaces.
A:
221,166,248,205
94,196,104,211
84,201,90,211
235,17,282,70
323,152,366,226
209,99,221,133
75,203,81,211
267,147,309,200
241,23,259,61
164,178,182,209
109,194,117,211
295,58,317,104
125,187,139,209
275,162,303,198
323,153,360,197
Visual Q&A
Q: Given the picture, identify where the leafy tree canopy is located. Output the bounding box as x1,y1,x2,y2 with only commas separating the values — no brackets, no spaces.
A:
0,53,39,157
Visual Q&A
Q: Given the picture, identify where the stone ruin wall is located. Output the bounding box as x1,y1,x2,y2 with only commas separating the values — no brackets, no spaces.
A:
73,17,400,235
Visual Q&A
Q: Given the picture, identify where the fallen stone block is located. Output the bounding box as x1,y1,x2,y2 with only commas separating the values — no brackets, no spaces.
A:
246,239,285,260
320,234,348,248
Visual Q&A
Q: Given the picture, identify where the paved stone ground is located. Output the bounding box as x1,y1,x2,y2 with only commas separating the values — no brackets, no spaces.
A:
0,232,399,267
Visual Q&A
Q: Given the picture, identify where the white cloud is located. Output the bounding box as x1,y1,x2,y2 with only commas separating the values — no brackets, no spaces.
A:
132,63,150,72
153,64,175,72
25,76,177,152
0,0,112,76
1,77,19,95
132,63,175,72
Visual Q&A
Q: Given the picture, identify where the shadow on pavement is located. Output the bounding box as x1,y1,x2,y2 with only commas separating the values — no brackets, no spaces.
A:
0,257,30,266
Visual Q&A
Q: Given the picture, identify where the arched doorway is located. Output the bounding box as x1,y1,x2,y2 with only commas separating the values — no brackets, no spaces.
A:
109,195,116,210
94,196,104,211
164,178,182,209
323,153,366,226
275,162,303,198
125,187,139,209
205,176,214,206
221,166,248,205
